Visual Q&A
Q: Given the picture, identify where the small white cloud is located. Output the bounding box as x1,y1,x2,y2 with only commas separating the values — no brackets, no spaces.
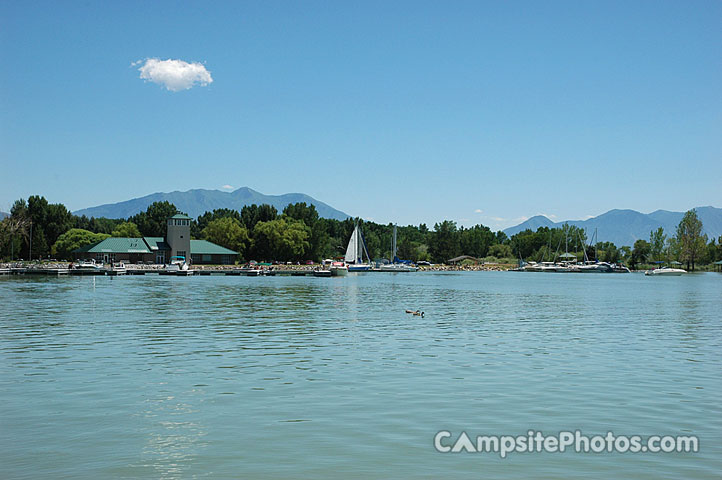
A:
135,58,213,92
474,209,483,214
221,184,233,190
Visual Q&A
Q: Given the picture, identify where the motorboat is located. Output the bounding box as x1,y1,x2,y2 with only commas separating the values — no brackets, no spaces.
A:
74,259,104,272
612,264,631,273
165,256,189,272
329,261,348,277
313,268,332,277
575,262,614,273
107,262,127,275
377,263,418,272
645,267,686,276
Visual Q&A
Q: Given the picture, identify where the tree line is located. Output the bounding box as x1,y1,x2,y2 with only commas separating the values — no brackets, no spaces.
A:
1,196,719,269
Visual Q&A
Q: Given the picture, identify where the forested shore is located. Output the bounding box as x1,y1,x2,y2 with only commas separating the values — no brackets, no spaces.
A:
1,196,720,270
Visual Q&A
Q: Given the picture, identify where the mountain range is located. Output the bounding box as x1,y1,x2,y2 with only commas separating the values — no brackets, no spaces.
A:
503,206,722,247
65,191,722,247
73,187,350,221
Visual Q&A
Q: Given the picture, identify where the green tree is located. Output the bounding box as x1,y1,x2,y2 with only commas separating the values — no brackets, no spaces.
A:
630,239,651,269
675,209,706,271
283,202,319,226
194,209,242,237
111,222,142,238
129,201,179,237
283,203,329,261
0,216,30,260
488,243,513,259
459,225,495,258
649,227,667,262
44,203,74,247
52,229,110,260
429,220,460,263
252,218,310,261
601,243,620,263
201,217,250,260
241,204,278,230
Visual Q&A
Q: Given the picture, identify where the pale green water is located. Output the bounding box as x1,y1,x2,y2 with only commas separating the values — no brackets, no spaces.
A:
1,272,720,479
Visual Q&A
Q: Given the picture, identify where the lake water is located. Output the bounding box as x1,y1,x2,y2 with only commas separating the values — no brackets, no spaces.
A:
1,271,720,479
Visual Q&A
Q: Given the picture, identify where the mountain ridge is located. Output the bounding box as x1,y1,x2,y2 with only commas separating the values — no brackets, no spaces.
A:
73,187,351,221
503,206,722,247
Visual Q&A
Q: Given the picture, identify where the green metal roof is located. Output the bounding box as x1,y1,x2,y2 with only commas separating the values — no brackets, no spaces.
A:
170,213,192,220
190,239,238,255
143,237,171,251
74,237,151,254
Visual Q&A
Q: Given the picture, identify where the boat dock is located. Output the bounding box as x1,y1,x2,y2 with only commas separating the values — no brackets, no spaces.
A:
0,267,337,277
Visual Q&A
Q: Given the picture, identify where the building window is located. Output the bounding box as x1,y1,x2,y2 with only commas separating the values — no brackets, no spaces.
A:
177,250,186,259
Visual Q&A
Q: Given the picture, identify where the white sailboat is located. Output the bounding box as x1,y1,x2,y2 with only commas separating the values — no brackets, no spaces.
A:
377,225,417,272
345,224,372,272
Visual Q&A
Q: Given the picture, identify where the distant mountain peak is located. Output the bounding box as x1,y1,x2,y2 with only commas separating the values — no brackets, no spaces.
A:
504,206,722,247
73,187,350,221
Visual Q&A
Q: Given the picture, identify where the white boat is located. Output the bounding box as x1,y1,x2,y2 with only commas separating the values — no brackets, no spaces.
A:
377,263,418,272
74,259,103,271
612,264,631,273
345,224,372,272
645,267,686,276
576,262,613,273
377,225,418,272
107,262,127,275
329,261,348,277
165,256,189,272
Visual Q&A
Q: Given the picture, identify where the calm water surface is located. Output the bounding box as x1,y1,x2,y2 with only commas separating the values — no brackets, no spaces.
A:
1,272,720,479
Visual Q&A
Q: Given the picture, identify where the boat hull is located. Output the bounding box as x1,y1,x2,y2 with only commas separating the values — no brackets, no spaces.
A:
330,266,348,276
347,264,371,272
645,268,685,276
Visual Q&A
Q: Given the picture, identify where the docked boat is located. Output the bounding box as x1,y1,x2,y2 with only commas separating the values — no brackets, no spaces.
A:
165,256,189,272
377,263,418,272
377,225,418,272
74,259,104,272
107,262,127,275
345,224,372,272
645,267,686,276
313,268,332,277
575,262,614,273
330,261,348,276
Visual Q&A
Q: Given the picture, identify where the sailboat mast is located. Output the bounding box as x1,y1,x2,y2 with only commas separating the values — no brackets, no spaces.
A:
392,224,397,261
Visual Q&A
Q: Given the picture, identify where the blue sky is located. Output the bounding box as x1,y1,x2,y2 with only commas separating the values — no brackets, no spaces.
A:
1,1,720,230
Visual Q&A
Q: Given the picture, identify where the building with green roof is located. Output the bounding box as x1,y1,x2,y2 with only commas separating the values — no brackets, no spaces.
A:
73,215,238,265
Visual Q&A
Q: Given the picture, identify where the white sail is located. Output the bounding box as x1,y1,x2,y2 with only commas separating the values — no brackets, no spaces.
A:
345,226,359,263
